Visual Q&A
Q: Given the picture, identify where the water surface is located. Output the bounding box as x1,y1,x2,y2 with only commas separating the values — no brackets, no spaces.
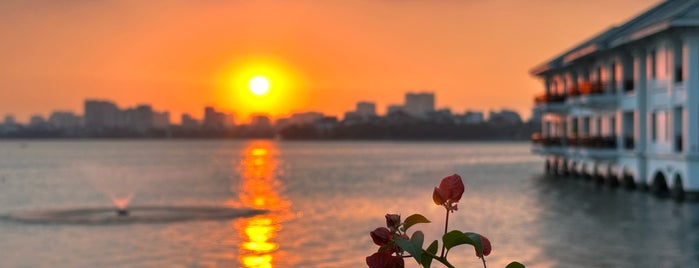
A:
0,140,696,267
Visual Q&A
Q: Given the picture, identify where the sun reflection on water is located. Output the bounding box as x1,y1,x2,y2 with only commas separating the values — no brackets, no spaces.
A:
235,141,292,268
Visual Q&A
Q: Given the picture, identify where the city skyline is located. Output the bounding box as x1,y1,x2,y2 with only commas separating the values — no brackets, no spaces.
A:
2,90,525,126
0,0,660,123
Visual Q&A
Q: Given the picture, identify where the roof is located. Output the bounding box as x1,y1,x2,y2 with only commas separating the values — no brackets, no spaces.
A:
531,0,699,76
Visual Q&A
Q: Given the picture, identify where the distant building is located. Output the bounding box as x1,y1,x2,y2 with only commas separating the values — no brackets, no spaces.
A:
3,115,16,125
203,107,228,129
289,112,324,125
28,115,47,128
1,115,19,134
343,111,362,125
489,110,522,125
356,101,376,118
181,113,199,129
251,114,272,128
405,92,435,117
48,111,82,129
387,105,406,115
121,105,154,133
153,111,170,129
462,111,485,125
84,100,120,129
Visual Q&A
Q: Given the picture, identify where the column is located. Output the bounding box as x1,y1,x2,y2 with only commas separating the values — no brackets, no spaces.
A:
606,59,616,94
684,34,699,156
633,48,648,185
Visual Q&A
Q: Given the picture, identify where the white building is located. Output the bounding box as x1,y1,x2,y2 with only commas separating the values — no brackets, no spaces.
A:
531,0,699,200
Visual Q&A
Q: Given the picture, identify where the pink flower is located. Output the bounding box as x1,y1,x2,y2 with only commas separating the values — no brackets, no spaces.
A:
432,174,464,211
366,251,405,268
370,227,393,246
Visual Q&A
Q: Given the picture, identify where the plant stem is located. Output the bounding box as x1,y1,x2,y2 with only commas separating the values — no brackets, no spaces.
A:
422,251,455,268
481,256,487,268
440,208,449,258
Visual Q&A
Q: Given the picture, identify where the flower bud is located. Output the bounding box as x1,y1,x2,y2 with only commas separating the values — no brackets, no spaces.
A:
385,214,401,230
370,227,392,246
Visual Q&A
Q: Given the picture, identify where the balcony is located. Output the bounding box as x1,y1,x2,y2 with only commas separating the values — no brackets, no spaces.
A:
533,93,568,114
566,81,617,109
534,93,566,105
568,135,617,150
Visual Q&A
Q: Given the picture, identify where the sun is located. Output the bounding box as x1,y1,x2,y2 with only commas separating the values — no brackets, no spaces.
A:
249,76,270,96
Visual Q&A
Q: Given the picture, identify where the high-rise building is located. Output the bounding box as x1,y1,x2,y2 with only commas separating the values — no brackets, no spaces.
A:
84,100,120,129
405,92,435,117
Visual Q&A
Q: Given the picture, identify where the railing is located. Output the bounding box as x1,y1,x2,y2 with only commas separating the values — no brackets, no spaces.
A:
531,133,563,146
534,93,566,105
533,133,620,150
568,81,608,96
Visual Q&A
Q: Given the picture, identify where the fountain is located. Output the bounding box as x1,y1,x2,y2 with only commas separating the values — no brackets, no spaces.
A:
0,163,267,225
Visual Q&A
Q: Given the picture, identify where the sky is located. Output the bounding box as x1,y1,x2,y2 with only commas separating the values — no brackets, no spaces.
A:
0,0,661,123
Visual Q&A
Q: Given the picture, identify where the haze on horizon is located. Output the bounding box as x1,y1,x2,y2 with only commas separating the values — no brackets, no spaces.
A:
0,0,659,123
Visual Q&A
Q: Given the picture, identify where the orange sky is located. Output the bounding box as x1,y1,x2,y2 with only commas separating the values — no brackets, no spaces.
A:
0,0,660,123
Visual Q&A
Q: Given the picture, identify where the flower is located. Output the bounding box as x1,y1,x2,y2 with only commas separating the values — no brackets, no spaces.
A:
475,234,492,258
385,214,401,231
432,174,464,211
370,227,393,246
366,251,405,268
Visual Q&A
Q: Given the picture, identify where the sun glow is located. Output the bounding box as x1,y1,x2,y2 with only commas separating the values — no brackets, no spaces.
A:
216,56,308,121
249,76,270,96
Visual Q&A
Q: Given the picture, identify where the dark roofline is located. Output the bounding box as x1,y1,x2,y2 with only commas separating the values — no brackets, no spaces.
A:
530,0,699,77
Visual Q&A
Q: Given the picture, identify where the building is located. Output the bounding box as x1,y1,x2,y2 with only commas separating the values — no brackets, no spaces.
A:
531,0,699,199
48,111,82,129
356,101,377,118
386,105,406,115
181,113,199,129
84,100,120,130
28,115,47,128
405,92,435,117
462,111,485,125
203,107,228,129
489,109,522,125
153,111,170,129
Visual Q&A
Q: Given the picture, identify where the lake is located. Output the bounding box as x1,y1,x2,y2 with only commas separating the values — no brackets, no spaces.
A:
0,140,697,267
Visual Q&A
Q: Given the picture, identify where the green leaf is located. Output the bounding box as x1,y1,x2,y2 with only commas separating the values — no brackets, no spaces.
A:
420,240,439,268
442,230,477,251
505,261,525,268
464,232,484,258
403,214,430,231
394,231,425,264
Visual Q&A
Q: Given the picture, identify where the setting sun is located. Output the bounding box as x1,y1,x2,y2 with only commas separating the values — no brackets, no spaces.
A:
249,76,270,96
